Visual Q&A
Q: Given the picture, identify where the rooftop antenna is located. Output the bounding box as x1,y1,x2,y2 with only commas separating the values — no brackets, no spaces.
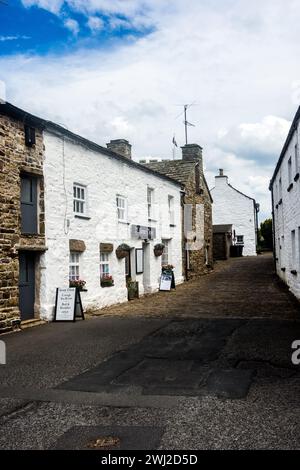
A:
174,102,198,145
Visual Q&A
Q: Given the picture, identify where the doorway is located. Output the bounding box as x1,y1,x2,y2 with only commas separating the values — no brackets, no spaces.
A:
19,252,36,321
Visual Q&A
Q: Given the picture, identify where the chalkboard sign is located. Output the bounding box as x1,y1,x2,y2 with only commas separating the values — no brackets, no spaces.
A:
54,288,85,322
159,272,172,291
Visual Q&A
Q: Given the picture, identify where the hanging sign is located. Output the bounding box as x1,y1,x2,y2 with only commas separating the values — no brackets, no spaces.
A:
54,288,85,322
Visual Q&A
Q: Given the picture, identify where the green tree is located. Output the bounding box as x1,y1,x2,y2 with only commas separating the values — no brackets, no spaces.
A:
259,218,273,250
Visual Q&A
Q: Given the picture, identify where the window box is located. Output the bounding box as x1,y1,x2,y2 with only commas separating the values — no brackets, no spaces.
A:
69,279,86,291
101,275,114,288
294,173,300,182
74,215,91,220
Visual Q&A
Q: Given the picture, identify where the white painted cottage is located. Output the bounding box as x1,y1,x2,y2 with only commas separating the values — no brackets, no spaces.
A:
210,170,259,257
38,127,183,320
270,107,300,301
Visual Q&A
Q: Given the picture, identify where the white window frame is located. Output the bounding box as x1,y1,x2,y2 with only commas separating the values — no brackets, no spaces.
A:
147,187,155,220
100,252,110,277
161,239,169,266
291,230,296,269
69,252,80,281
288,157,293,186
73,183,87,216
236,235,244,246
116,195,127,223
168,195,175,226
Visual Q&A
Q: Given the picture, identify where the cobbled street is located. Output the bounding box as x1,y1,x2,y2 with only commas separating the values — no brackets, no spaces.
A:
0,253,300,450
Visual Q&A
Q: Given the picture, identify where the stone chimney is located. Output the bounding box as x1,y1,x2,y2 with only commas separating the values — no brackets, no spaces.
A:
181,144,203,172
107,139,132,160
215,168,228,186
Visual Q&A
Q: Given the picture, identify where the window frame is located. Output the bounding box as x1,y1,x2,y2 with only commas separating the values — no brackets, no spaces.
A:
161,239,169,266
288,156,293,186
100,252,111,278
168,195,175,226
73,183,87,216
147,187,155,220
116,195,127,223
236,235,244,246
69,252,80,281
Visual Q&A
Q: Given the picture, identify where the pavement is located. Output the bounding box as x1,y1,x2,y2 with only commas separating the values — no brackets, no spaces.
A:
0,253,300,450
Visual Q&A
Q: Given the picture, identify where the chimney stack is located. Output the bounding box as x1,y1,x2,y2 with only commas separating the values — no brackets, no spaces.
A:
181,144,203,172
215,168,228,186
107,139,132,160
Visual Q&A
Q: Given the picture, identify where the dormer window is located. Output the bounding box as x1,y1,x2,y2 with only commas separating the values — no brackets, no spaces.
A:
24,126,36,147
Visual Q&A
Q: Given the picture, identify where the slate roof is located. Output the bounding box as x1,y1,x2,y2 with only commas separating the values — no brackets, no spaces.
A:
0,102,182,187
144,160,213,201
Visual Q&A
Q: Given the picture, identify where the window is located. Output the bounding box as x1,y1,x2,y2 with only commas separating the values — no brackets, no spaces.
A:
147,187,154,219
288,157,292,185
236,235,244,245
295,144,299,175
298,228,300,271
116,195,127,222
168,195,175,225
161,239,169,266
279,177,282,199
20,175,38,234
73,184,86,215
100,252,110,277
291,231,296,269
69,252,80,281
24,125,36,147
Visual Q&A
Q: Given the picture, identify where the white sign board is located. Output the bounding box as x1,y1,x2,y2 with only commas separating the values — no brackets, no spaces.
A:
159,273,172,291
54,288,77,321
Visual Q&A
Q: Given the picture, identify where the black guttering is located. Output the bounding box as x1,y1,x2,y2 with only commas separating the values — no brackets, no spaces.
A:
0,102,182,188
269,106,300,189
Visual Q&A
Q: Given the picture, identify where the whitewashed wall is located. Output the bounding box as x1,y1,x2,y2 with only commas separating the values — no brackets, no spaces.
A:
210,176,257,256
40,130,183,320
272,120,300,301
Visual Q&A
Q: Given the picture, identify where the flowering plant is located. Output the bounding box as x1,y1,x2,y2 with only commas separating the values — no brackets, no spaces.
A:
69,279,86,290
162,264,174,271
101,274,114,287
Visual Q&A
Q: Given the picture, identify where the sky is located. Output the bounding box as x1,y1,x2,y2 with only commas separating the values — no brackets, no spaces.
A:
1,0,300,220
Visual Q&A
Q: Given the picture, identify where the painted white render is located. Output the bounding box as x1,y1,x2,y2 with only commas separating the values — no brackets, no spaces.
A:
210,173,258,257
40,131,183,321
271,111,300,301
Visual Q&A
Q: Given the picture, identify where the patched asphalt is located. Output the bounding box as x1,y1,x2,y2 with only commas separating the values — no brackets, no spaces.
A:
0,254,300,449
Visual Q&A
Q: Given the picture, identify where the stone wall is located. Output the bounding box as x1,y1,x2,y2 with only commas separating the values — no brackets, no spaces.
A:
0,110,45,332
183,170,213,281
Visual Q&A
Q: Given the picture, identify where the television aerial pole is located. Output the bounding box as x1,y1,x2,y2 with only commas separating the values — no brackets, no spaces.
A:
175,102,197,145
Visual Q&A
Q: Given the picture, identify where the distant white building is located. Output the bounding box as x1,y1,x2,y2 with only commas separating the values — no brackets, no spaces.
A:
210,170,259,257
40,131,184,320
270,107,300,301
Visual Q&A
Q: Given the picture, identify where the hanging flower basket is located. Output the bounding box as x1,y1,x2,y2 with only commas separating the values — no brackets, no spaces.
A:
116,243,131,259
154,243,165,257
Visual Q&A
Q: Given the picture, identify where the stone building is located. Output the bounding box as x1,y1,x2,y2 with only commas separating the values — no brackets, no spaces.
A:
270,106,300,301
213,224,233,260
0,103,46,332
143,144,213,280
210,170,260,257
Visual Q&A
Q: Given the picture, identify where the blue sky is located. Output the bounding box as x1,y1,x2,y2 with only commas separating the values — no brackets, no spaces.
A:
1,0,300,219
0,0,152,55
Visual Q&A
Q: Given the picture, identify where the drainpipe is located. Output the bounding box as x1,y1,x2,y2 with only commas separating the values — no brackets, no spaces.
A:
270,183,277,270
180,189,188,281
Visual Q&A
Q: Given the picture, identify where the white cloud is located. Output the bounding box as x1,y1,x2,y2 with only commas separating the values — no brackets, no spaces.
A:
218,116,291,162
87,16,104,32
21,0,64,15
64,18,80,35
4,0,300,220
0,36,31,42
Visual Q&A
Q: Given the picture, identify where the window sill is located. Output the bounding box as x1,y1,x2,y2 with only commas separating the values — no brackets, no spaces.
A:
118,220,130,225
294,173,300,182
148,218,157,223
74,214,91,220
287,183,294,192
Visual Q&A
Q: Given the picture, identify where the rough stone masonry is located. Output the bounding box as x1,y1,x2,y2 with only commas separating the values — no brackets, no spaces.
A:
0,105,46,332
